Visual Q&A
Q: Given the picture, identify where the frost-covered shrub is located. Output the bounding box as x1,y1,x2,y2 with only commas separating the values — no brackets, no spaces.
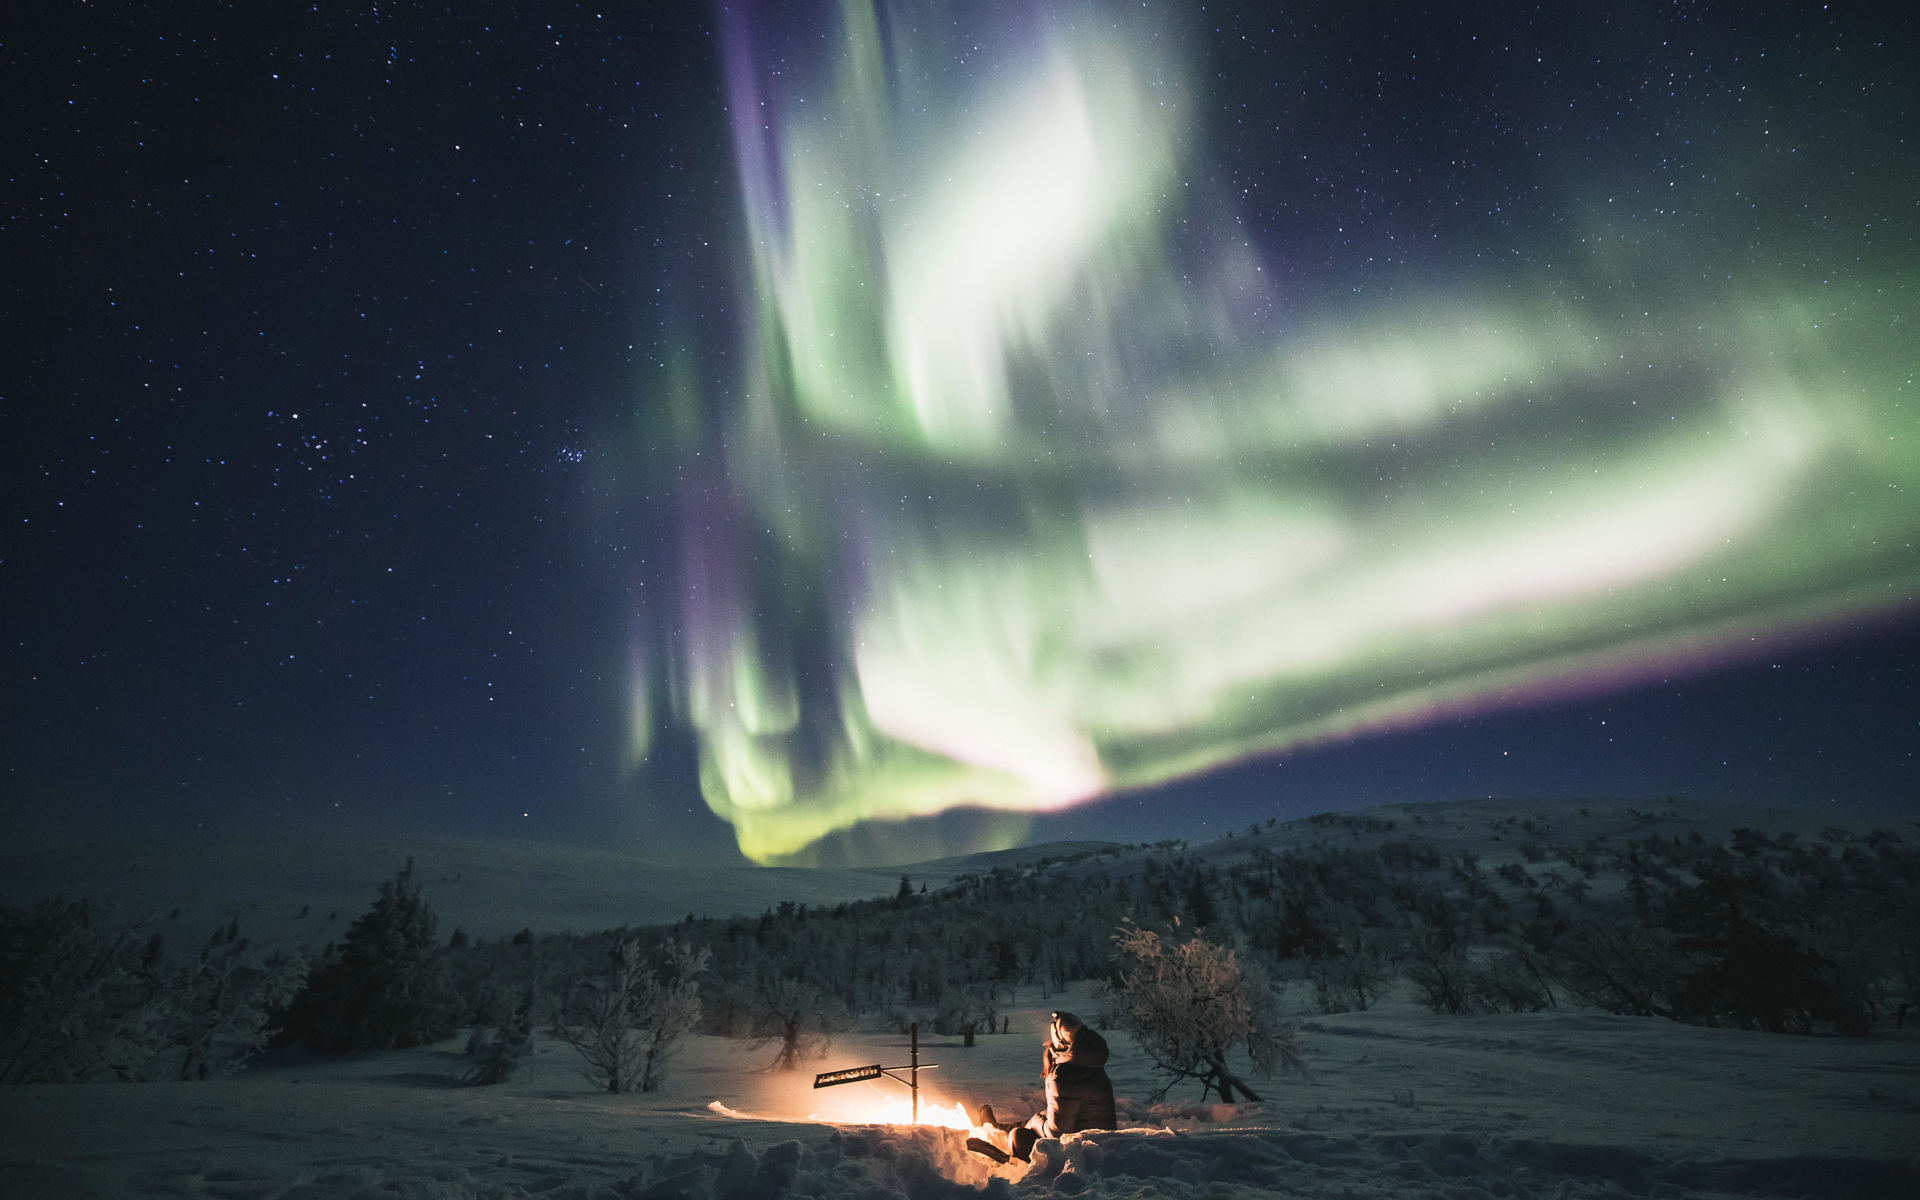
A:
1466,948,1552,1014
558,937,706,1092
1097,919,1304,1103
1306,943,1396,1014
0,898,164,1083
1402,895,1477,1015
153,927,308,1079
0,899,305,1083
932,982,1001,1038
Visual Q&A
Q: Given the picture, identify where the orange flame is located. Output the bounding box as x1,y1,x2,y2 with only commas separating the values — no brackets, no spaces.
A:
806,1085,976,1130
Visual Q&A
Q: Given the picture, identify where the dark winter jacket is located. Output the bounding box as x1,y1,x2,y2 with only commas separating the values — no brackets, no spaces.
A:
1043,1012,1116,1134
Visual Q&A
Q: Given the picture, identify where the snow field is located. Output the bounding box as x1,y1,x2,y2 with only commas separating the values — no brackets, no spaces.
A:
3,982,1915,1198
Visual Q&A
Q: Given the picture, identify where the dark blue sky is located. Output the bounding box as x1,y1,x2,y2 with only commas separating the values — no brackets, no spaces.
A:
4,1,1913,865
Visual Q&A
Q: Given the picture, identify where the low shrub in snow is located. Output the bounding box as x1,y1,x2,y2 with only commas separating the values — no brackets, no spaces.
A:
0,898,305,1083
556,937,706,1092
1096,919,1305,1103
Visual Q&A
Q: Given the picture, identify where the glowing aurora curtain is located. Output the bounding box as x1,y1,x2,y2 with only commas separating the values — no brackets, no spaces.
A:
659,0,1917,862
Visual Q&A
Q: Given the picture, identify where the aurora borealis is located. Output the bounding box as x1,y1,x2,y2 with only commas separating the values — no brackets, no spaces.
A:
6,1,1913,861
669,1,1919,861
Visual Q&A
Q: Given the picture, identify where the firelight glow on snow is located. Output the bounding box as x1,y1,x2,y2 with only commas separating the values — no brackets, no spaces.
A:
654,0,1917,863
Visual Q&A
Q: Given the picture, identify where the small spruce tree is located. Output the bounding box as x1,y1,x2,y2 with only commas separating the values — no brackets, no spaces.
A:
460,987,534,1086
280,858,455,1052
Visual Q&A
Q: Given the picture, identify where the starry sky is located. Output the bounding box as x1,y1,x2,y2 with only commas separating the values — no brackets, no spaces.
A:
4,1,1914,867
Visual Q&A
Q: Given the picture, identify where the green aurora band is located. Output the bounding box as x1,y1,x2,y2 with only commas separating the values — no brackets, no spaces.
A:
663,1,1918,863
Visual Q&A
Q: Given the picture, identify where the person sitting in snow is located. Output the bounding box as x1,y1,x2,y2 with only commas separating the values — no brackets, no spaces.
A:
1034,1010,1117,1137
973,1011,1116,1161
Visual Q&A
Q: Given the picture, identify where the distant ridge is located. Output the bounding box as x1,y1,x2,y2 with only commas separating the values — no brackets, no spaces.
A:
3,798,1907,952
1162,795,1914,870
0,833,922,952
891,839,1127,876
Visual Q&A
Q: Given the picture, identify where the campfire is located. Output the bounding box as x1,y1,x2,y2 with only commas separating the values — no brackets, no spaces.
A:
801,1023,1032,1169
806,1023,974,1128
713,1023,1023,1170
807,1088,976,1130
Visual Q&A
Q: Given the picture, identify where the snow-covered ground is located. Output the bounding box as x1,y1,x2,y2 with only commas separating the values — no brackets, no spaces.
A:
7,799,1917,1197
3,982,1914,1199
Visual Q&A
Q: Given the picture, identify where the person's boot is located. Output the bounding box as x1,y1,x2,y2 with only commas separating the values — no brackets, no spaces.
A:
1011,1127,1039,1163
972,1103,998,1129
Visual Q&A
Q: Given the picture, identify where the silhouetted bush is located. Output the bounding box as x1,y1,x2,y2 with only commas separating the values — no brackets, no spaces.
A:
1665,862,1870,1033
742,974,848,1071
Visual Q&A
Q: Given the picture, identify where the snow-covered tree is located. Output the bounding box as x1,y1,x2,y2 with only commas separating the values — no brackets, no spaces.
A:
0,898,162,1083
1,900,306,1083
559,938,707,1093
746,975,845,1071
459,985,534,1086
158,929,308,1080
1098,919,1304,1103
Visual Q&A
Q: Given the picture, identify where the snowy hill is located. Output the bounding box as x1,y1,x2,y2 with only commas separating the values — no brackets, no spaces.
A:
2,797,1904,954
0,833,1124,952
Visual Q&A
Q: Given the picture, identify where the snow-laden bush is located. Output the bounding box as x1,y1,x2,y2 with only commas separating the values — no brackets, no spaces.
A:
0,899,305,1083
0,898,163,1083
1095,919,1304,1103
558,937,707,1092
932,982,1002,1039
153,924,308,1079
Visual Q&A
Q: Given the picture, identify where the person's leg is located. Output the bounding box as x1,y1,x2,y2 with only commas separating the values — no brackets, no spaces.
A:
965,1136,1010,1164
1010,1113,1053,1161
980,1112,1016,1155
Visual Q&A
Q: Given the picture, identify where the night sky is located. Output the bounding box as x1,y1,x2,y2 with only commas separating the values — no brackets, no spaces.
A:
5,1,1914,867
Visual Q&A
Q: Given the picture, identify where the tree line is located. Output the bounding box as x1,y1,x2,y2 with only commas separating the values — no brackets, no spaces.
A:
6,815,1914,1093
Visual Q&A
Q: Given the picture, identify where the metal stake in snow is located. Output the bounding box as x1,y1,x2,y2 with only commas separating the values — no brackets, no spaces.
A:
813,1022,937,1123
